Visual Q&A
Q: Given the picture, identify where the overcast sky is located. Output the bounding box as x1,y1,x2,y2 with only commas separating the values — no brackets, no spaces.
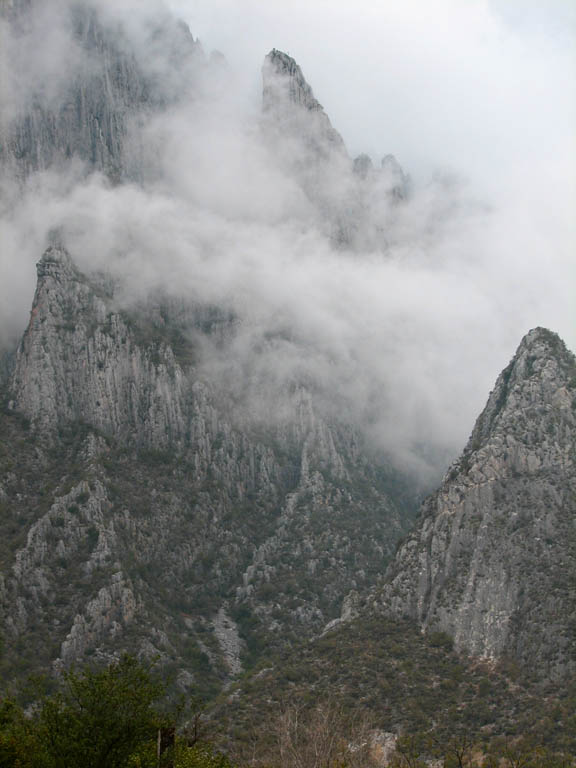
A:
166,0,575,185
163,0,576,347
160,0,576,471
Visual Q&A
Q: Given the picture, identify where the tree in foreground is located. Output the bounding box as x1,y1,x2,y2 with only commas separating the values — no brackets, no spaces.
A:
0,655,163,768
230,703,380,768
35,655,164,768
1,655,237,768
0,697,36,768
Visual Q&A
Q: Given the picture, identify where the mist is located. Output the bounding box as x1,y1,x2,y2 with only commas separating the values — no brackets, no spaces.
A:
0,0,574,481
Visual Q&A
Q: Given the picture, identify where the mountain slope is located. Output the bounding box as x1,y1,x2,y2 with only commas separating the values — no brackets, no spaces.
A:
0,0,203,181
213,615,576,757
4,0,571,734
0,0,422,698
375,327,576,680
0,245,417,695
209,328,576,757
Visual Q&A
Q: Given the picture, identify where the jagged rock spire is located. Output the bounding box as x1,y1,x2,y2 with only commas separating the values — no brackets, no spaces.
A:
449,327,576,481
262,49,348,159
353,153,373,179
263,49,324,113
0,0,204,181
261,48,411,250
376,328,576,681
381,154,410,201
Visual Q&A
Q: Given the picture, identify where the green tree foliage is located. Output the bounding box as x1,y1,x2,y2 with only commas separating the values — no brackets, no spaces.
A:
173,743,234,768
1,656,163,768
0,656,236,768
39,656,162,768
0,698,36,768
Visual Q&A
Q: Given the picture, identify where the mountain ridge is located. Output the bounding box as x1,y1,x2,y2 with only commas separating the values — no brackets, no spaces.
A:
210,328,576,756
371,326,576,680
0,244,417,695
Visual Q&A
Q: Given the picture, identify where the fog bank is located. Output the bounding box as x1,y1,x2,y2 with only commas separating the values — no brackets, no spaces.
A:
1,0,574,479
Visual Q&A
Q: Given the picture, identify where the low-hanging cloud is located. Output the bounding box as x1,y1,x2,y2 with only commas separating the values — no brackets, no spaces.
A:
0,0,574,482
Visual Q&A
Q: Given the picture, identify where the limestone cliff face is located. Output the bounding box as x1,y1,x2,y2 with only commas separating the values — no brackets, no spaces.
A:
377,328,576,680
10,245,188,445
262,49,348,161
1,246,416,692
261,49,408,250
0,7,418,685
0,0,203,181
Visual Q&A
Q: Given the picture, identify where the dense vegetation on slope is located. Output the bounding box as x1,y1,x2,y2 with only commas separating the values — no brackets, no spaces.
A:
0,250,416,698
213,616,576,759
2,654,575,767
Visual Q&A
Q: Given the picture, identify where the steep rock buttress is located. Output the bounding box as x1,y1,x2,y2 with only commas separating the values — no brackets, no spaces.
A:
376,328,576,680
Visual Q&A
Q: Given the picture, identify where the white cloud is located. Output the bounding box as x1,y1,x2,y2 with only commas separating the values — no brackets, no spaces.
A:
1,0,574,481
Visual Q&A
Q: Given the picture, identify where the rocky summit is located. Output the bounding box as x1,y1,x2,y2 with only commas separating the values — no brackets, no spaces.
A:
262,49,348,158
212,328,576,756
0,0,204,182
0,242,415,695
261,48,409,248
375,328,576,680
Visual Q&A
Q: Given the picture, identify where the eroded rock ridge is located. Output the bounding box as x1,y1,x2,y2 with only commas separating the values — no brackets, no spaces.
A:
376,328,576,679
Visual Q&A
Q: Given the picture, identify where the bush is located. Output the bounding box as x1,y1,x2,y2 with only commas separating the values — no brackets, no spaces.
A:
0,656,164,768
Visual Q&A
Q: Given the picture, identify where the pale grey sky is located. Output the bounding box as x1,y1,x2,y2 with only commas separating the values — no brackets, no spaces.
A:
164,0,576,327
165,0,575,188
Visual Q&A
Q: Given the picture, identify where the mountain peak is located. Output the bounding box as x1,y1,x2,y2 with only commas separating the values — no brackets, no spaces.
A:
263,49,324,114
376,327,576,679
39,243,73,266
36,244,79,284
460,326,575,464
515,325,571,365
262,48,347,156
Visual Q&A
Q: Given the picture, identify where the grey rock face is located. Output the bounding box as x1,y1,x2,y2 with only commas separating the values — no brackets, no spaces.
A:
380,154,410,202
261,49,410,251
0,0,31,18
10,245,188,444
0,0,203,181
377,328,576,680
353,153,374,180
261,48,351,244
262,49,348,159
1,247,416,691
